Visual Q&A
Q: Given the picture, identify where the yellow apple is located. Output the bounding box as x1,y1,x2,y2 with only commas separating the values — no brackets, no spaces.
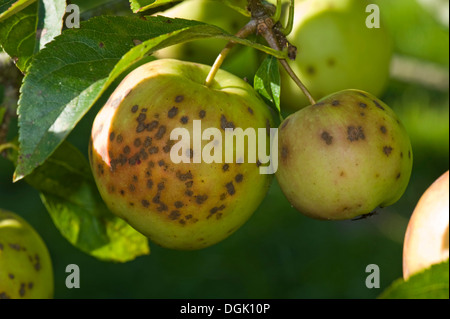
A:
403,170,449,279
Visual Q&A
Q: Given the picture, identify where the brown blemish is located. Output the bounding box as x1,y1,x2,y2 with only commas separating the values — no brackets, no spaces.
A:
179,219,186,225
169,211,181,220
177,170,193,181
185,190,193,197
226,182,235,195
131,105,138,113
185,214,193,220
220,193,227,200
157,203,168,212
247,107,254,114
235,174,243,183
109,132,115,142
163,140,174,153
134,138,142,147
340,171,345,177
306,65,315,75
380,126,387,134
321,131,333,145
175,95,184,103
123,145,130,154
168,106,178,118
180,116,189,124
19,283,26,297
144,137,152,147
136,122,146,133
331,100,340,106
0,292,11,299
383,146,393,156
359,102,367,108
396,173,401,179
157,182,165,191
347,126,365,141
146,180,153,189
195,194,208,204
128,184,136,192
142,200,150,208
155,125,166,139
137,113,146,122
174,201,184,208
8,274,14,279
222,164,229,172
9,243,21,251
199,110,206,118
149,146,159,154
147,120,159,131
116,134,123,143
220,115,235,130
185,181,193,188
281,146,288,160
327,58,336,67
373,99,385,110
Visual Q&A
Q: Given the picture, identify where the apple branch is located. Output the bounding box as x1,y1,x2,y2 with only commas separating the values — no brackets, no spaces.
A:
205,0,316,106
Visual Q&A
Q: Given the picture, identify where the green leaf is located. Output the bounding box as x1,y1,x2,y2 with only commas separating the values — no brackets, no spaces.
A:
0,0,35,22
24,141,150,262
0,0,66,72
35,0,66,51
0,2,37,71
254,54,281,115
14,15,285,182
129,0,250,16
379,260,449,299
129,0,174,13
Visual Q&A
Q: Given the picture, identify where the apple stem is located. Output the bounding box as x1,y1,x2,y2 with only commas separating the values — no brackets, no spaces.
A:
204,20,258,87
280,60,316,105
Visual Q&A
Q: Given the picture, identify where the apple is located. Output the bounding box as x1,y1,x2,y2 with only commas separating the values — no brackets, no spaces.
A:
275,89,412,220
282,0,392,111
89,58,275,250
403,170,449,280
0,209,53,299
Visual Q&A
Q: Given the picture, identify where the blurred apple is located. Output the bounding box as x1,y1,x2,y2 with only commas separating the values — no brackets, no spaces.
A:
153,0,260,80
282,0,392,111
403,170,449,280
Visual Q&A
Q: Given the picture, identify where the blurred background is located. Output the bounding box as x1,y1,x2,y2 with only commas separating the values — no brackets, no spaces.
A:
0,0,448,298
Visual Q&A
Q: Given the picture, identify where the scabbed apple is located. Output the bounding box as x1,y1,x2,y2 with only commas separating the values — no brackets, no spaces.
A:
275,89,412,220
0,209,53,299
403,171,449,280
154,0,259,79
89,58,275,250
282,0,392,111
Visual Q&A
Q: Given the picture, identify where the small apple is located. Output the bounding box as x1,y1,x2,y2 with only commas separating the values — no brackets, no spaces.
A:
403,170,449,280
275,89,412,220
282,0,392,111
154,0,259,79
0,209,53,299
89,58,275,250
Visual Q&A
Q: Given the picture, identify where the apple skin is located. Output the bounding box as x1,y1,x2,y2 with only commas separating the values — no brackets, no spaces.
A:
282,0,392,111
154,0,259,79
0,209,54,299
89,59,275,250
403,170,449,280
275,89,412,220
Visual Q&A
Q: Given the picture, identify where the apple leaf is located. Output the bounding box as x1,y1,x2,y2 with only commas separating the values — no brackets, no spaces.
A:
129,0,250,16
128,0,174,13
24,141,150,262
254,54,281,115
0,0,66,72
378,260,449,299
0,0,35,22
14,15,286,182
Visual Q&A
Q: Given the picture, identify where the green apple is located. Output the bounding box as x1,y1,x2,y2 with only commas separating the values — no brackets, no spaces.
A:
89,58,275,250
403,170,449,280
282,0,392,111
275,89,412,220
154,0,259,79
0,209,53,299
